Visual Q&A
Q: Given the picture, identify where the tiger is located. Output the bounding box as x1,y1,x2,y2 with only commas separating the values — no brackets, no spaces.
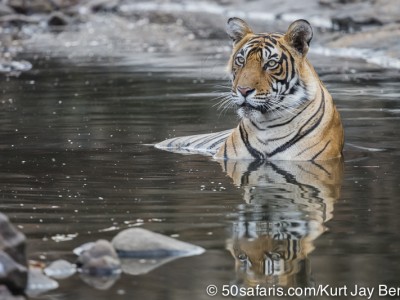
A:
225,158,343,286
155,18,344,161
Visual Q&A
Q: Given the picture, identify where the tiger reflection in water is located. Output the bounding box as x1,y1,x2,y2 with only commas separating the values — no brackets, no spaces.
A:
224,159,343,287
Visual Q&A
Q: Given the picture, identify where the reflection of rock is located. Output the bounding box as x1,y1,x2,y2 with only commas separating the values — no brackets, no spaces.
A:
76,240,121,276
0,213,27,295
79,273,120,291
223,159,343,287
112,228,205,275
120,257,179,276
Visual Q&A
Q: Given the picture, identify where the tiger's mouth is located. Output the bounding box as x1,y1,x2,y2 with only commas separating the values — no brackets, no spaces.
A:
238,102,268,114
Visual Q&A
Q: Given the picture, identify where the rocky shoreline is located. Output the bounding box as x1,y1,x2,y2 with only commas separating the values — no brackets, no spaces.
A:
0,0,399,73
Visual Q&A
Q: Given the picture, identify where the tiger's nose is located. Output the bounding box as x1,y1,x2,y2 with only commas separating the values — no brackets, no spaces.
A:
237,86,255,97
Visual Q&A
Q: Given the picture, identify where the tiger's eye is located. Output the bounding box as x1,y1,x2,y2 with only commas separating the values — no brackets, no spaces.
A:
264,60,277,69
235,56,245,65
238,253,247,261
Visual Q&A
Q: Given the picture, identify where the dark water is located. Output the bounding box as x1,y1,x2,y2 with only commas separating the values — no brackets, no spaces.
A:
1,52,400,300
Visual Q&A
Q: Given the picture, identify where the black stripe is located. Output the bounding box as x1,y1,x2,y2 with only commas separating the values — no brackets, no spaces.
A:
195,131,230,148
296,140,321,157
231,135,238,156
239,123,264,160
267,87,326,158
223,142,227,160
311,140,331,161
250,120,267,131
268,97,312,128
265,131,293,142
166,137,179,147
207,136,229,150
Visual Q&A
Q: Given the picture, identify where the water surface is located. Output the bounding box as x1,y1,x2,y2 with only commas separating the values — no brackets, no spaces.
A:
1,52,400,299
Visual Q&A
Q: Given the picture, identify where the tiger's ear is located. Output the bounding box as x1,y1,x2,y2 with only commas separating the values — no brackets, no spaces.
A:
226,17,253,45
284,19,313,56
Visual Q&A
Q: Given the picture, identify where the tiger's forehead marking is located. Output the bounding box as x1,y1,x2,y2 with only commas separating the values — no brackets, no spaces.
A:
236,33,284,61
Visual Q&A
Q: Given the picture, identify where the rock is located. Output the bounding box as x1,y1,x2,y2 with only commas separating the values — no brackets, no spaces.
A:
47,12,70,26
0,285,25,300
76,240,121,276
44,259,76,279
111,228,205,258
0,213,27,295
7,0,55,14
0,213,27,267
0,60,32,74
0,252,27,295
0,4,15,16
25,268,59,297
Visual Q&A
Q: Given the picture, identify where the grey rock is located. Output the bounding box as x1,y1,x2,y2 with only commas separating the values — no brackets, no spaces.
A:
111,228,205,258
0,60,32,74
7,0,54,14
0,213,27,295
0,252,27,295
73,242,95,256
44,259,76,279
0,213,26,267
0,4,15,16
47,11,70,26
76,239,121,276
0,285,25,300
25,268,59,297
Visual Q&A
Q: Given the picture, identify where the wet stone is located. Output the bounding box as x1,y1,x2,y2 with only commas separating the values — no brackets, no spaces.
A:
47,12,70,26
44,259,76,279
0,252,27,295
111,228,205,258
76,239,121,276
0,285,25,300
26,268,59,297
0,213,27,295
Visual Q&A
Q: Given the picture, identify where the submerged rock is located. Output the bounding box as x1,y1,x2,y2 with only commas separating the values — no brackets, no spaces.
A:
44,259,76,279
112,228,205,258
76,239,121,276
0,213,27,295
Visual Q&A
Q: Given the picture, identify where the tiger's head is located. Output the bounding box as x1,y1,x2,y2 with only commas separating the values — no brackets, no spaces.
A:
226,18,318,121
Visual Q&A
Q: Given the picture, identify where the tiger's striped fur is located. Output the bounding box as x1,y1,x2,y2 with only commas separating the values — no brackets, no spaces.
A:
155,18,344,161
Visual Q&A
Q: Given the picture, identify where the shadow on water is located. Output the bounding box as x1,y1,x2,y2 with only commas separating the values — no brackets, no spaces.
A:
223,159,343,288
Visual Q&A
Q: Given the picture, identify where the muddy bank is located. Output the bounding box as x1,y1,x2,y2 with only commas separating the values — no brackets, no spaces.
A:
1,0,399,72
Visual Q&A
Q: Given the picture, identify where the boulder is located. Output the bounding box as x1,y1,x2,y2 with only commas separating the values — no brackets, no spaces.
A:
0,213,27,295
111,228,205,258
0,252,27,295
76,239,121,276
25,268,59,297
0,285,25,300
44,259,76,279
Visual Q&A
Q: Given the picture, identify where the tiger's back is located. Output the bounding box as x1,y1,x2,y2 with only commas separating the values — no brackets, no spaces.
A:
155,18,344,161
